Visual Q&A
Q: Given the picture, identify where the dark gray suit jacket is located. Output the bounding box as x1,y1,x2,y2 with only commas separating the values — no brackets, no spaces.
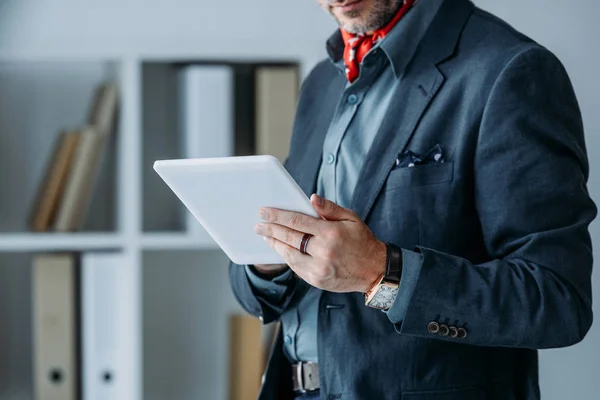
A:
229,0,596,398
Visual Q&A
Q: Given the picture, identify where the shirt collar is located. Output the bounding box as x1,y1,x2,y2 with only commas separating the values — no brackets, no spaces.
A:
325,0,445,78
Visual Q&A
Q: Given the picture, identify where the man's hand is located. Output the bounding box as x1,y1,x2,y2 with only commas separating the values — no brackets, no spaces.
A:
254,194,387,293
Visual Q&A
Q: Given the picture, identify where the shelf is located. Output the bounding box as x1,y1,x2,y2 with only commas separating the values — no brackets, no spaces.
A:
0,233,124,252
0,233,219,252
141,233,218,251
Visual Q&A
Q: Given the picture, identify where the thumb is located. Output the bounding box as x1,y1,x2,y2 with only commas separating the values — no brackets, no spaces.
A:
310,194,358,221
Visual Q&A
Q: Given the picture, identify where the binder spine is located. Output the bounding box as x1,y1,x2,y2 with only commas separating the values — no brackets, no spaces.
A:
81,252,122,400
177,65,234,238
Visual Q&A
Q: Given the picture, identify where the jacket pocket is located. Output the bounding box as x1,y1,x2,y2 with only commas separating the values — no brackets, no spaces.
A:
384,161,454,191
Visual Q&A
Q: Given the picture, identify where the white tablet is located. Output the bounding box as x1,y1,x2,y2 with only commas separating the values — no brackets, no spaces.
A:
153,155,319,265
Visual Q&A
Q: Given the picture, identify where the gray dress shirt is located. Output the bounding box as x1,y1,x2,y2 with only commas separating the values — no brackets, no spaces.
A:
245,0,443,363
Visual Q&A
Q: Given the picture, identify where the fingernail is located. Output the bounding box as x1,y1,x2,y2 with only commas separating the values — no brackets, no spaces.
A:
255,224,265,235
259,209,268,219
314,194,323,206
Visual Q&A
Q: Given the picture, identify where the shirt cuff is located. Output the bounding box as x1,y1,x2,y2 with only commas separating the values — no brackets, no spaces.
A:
245,265,294,301
385,248,423,325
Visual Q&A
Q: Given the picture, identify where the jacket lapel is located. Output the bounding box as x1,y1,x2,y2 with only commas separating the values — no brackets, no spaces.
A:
350,0,475,221
350,66,444,220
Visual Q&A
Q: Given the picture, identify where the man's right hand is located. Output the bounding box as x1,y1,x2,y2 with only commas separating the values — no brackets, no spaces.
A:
253,263,288,277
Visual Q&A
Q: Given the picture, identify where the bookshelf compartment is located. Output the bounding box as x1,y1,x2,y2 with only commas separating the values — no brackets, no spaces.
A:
142,249,244,400
0,60,121,234
141,60,300,235
141,62,187,233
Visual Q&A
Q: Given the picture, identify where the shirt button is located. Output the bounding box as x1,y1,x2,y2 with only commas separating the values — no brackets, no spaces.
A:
284,335,293,345
326,153,335,164
347,94,358,104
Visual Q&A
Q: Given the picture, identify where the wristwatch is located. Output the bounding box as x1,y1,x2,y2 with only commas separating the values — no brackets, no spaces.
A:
365,242,403,310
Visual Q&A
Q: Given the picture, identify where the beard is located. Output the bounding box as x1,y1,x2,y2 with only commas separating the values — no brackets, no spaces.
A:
329,0,404,34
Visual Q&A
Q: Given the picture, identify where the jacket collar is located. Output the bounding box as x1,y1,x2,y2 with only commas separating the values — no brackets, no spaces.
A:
325,0,445,79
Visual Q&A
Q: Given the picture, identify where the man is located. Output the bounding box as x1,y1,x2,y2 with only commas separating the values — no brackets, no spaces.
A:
229,0,596,398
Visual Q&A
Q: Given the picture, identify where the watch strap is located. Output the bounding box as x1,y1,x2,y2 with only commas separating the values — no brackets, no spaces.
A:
384,242,403,284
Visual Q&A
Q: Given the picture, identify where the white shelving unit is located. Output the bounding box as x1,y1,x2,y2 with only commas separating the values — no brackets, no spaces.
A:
0,3,333,400
0,56,144,400
0,51,304,400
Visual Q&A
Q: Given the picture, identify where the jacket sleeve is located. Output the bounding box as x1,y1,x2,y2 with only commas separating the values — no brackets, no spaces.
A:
386,46,597,349
229,262,298,323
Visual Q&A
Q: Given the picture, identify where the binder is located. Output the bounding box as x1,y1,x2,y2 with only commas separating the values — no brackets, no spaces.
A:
229,315,264,400
81,251,126,400
53,126,108,231
32,253,78,400
29,130,81,232
177,65,234,237
88,82,119,137
254,66,299,163
53,82,118,232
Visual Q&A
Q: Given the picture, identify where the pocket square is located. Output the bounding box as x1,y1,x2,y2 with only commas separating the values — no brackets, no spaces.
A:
395,144,445,168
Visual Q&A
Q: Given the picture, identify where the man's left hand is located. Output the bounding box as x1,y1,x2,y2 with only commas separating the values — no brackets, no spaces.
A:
255,194,387,293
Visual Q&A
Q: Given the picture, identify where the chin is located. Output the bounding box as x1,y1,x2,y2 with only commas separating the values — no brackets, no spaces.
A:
335,14,368,33
339,20,370,34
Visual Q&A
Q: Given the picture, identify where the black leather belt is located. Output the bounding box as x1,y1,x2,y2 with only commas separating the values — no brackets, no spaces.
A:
292,362,320,393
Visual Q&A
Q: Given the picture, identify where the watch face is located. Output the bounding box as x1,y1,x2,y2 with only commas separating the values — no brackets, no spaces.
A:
369,284,398,310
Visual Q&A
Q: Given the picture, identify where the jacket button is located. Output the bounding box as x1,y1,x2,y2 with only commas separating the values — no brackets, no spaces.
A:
457,327,468,339
438,324,449,336
427,321,440,334
448,326,458,338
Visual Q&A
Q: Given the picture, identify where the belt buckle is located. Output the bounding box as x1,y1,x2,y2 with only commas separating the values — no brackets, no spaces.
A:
293,362,319,393
292,363,305,394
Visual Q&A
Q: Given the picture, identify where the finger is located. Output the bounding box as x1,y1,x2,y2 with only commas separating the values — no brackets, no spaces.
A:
263,236,311,267
311,194,359,222
263,237,322,287
259,208,325,235
256,223,317,256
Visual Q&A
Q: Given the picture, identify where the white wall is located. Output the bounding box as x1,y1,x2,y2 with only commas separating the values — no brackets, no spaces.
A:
0,0,337,79
0,0,598,399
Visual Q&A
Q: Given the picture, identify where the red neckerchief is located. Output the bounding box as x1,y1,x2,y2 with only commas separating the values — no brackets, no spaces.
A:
341,0,415,83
